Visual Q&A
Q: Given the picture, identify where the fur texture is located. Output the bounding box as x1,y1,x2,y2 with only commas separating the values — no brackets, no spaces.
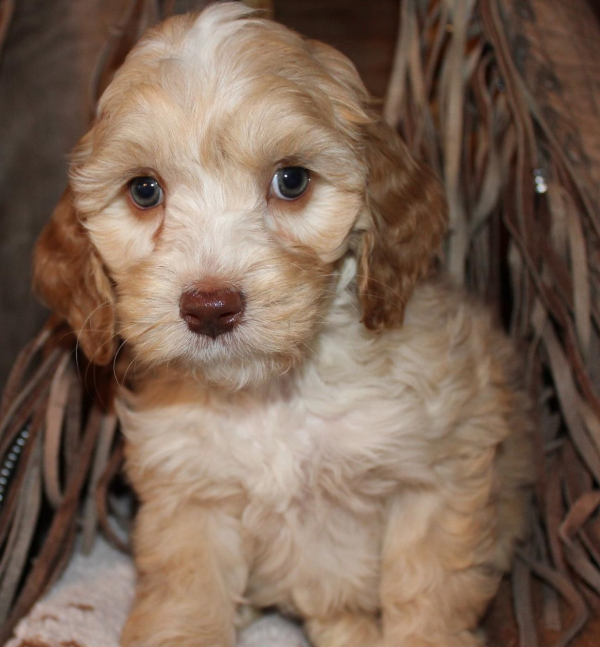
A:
33,4,534,646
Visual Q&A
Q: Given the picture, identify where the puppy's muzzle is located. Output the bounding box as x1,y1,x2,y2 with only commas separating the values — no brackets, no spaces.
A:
180,288,244,338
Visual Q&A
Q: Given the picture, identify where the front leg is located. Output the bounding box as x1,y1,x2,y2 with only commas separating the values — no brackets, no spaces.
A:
305,612,382,647
122,499,248,647
380,487,503,647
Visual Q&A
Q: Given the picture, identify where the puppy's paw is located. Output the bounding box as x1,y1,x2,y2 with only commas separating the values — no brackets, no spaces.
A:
305,612,382,647
121,606,236,647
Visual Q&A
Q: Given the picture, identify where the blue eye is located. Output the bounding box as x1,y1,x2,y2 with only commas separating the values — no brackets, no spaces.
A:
270,167,310,201
129,176,163,208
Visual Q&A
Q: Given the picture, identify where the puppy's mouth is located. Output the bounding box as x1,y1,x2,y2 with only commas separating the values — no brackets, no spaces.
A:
175,309,306,391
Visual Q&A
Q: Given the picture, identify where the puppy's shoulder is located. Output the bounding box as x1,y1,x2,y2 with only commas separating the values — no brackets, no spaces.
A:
403,279,494,334
401,279,512,357
374,278,525,398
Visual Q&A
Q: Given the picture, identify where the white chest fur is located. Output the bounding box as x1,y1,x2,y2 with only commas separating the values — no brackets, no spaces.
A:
118,284,479,501
119,367,430,510
119,368,407,615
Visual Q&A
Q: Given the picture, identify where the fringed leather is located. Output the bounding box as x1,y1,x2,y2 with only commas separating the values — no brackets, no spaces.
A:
0,320,124,644
384,0,600,644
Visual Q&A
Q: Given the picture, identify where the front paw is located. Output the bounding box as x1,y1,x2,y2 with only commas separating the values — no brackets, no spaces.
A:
121,603,236,647
305,613,382,647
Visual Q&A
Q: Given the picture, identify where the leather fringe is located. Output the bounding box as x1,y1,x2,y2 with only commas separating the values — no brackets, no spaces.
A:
384,0,600,644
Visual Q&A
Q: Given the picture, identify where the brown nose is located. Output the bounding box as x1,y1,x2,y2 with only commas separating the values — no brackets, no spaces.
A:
180,288,244,338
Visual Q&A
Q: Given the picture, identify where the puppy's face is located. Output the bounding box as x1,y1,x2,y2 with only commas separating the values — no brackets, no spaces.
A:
33,4,447,389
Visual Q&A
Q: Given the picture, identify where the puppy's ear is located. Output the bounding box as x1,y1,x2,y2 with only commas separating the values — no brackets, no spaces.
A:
306,39,447,330
33,187,116,365
357,121,448,331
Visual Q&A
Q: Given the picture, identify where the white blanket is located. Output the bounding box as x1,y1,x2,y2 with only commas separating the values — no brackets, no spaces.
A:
5,538,309,647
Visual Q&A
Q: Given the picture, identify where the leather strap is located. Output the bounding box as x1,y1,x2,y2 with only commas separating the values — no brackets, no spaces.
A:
385,0,600,643
0,320,122,644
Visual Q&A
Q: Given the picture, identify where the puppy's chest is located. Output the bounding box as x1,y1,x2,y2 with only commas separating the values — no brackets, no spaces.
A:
126,386,406,508
194,402,379,505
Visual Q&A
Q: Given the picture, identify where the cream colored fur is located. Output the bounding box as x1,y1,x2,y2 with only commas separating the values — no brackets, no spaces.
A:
33,4,534,646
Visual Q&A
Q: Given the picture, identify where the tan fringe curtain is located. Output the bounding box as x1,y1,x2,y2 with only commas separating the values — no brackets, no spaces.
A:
383,0,600,644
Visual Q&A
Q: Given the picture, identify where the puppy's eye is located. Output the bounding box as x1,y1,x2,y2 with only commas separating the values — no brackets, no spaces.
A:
270,167,310,201
129,176,164,209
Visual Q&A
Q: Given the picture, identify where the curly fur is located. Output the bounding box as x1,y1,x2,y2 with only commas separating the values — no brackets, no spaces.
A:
33,4,534,646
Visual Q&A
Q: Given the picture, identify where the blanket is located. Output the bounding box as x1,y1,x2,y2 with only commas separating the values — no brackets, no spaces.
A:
5,538,309,647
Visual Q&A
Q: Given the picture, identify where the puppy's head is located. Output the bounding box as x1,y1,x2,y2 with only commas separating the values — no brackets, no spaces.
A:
33,3,447,388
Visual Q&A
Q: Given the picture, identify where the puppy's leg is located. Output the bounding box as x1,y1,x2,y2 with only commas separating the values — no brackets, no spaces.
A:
380,487,502,647
121,501,247,647
305,612,382,647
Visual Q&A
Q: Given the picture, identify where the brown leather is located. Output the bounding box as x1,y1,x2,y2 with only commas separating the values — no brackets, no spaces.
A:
0,320,121,644
384,0,600,644
0,0,13,56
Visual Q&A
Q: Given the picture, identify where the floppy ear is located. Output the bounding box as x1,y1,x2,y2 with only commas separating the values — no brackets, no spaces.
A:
305,38,447,330
357,121,448,330
33,187,117,365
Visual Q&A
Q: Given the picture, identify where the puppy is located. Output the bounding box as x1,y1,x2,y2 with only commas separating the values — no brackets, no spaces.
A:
33,4,534,646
